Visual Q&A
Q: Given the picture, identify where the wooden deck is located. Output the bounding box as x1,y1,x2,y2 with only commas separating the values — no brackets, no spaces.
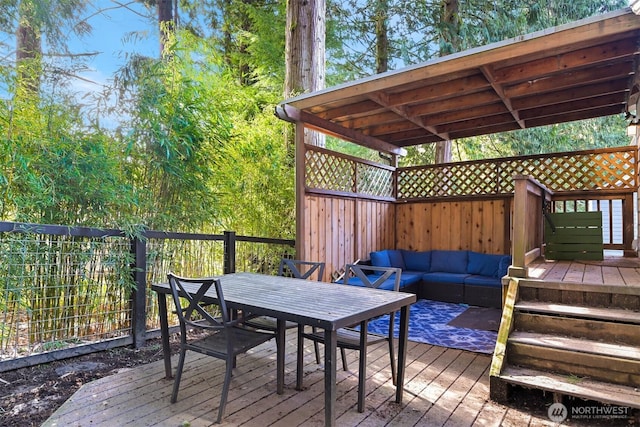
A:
43,257,640,427
43,330,560,427
527,256,640,287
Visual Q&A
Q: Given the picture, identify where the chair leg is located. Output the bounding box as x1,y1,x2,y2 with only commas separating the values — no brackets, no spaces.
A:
388,312,397,385
388,338,397,386
311,326,321,364
171,348,187,403
217,358,234,424
340,348,348,371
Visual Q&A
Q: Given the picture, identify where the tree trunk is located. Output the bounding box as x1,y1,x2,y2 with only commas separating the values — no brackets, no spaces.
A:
284,0,326,147
157,0,174,55
374,0,389,74
16,7,42,97
435,0,460,163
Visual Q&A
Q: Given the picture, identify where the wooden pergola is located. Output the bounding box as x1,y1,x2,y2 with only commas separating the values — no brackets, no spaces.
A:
276,8,640,279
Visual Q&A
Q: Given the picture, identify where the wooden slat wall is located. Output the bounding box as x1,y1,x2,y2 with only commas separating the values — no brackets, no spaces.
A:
301,195,395,281
396,198,510,254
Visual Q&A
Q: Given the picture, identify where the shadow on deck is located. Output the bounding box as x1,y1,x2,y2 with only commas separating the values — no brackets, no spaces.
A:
42,329,566,427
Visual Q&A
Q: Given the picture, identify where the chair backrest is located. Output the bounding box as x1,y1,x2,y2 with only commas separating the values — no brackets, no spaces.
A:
278,259,325,281
167,272,230,332
344,264,402,291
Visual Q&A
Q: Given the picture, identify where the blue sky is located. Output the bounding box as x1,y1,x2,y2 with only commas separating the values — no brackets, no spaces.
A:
71,1,158,94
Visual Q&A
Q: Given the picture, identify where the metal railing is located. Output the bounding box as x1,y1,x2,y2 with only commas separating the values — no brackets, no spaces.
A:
0,222,294,372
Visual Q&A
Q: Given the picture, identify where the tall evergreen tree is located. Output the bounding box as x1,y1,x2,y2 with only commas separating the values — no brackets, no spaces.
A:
285,0,326,147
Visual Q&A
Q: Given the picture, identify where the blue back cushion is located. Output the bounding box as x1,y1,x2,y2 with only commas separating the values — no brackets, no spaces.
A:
387,250,406,269
402,250,431,272
370,250,405,269
370,250,391,267
430,250,468,274
467,252,505,277
498,256,512,277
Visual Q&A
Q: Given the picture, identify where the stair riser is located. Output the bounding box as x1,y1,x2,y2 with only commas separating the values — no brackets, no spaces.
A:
507,343,640,387
514,313,640,346
519,286,640,310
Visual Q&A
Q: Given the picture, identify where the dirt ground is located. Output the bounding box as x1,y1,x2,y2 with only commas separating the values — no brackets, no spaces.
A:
0,337,638,427
0,336,181,427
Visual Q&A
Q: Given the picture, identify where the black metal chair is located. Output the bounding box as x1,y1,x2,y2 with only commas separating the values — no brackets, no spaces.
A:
243,259,326,362
297,264,402,412
167,272,276,424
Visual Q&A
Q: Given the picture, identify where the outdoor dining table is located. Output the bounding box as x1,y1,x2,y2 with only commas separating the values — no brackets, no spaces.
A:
152,272,416,427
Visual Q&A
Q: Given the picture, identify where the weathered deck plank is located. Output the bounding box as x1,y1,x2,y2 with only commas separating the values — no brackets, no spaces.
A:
527,258,640,287
44,329,564,427
44,257,640,427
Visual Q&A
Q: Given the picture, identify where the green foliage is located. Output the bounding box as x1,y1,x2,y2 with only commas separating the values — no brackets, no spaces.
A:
114,29,294,237
454,116,629,161
0,82,134,226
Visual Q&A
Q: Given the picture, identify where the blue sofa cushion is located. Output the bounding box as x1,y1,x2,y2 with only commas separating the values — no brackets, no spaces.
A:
498,256,512,277
401,250,431,272
388,250,406,269
370,250,391,267
464,275,502,287
422,272,470,284
398,272,422,287
467,252,505,278
370,249,406,269
430,250,468,274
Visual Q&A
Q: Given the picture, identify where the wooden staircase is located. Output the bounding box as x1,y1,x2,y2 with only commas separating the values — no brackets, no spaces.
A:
490,278,640,409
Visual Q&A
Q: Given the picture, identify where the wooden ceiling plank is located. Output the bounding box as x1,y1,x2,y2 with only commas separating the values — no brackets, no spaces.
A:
422,102,509,126
368,92,450,141
336,110,403,129
388,74,490,106
525,105,624,128
518,93,626,120
493,38,638,84
436,112,516,133
504,62,634,98
316,99,383,120
512,78,629,110
406,90,502,117
481,65,526,129
450,122,522,139
366,119,422,136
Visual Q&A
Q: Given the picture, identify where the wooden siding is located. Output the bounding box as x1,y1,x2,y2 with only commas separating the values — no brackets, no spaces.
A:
396,198,510,254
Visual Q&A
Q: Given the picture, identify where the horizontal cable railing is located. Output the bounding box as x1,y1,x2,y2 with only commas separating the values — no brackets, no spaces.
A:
0,223,294,372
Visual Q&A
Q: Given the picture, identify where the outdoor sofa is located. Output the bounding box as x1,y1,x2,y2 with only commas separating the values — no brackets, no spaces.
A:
341,249,511,308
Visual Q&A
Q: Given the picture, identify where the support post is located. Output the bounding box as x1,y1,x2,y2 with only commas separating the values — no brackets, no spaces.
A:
130,235,147,348
224,231,236,274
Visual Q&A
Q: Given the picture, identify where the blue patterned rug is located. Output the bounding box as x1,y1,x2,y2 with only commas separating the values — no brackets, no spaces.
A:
366,299,499,354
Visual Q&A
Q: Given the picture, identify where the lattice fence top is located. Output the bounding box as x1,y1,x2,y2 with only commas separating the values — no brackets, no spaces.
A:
305,145,637,200
305,146,394,199
397,147,637,200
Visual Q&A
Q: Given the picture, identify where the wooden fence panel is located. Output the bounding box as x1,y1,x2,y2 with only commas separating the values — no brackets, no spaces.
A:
396,198,510,254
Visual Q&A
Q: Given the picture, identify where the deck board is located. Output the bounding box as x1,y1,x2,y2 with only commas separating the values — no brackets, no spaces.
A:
43,257,640,427
527,257,640,287
43,330,563,427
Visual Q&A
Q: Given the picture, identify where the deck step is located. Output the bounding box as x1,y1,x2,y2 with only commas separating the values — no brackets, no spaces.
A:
495,365,640,409
506,332,640,387
509,331,640,361
514,312,640,345
515,301,640,324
